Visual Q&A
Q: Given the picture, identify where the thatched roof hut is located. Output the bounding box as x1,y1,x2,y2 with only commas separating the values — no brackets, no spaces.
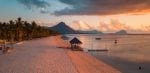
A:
69,37,82,50
70,37,82,44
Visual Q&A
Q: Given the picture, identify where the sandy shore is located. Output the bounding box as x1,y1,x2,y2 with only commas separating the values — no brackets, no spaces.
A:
0,36,120,73
67,51,120,73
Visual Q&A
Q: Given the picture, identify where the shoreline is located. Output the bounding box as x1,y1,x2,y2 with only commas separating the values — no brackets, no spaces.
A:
67,51,120,73
0,36,120,73
56,36,121,73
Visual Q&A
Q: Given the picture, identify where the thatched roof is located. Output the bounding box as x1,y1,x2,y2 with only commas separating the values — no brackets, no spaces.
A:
70,37,82,44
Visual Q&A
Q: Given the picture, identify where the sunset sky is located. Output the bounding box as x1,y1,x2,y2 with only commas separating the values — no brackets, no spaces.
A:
1,0,150,33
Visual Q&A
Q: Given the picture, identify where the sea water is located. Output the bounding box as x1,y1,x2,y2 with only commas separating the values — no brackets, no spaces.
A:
66,34,150,73
67,34,150,62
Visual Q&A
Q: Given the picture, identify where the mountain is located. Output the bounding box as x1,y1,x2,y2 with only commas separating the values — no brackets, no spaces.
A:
77,30,103,34
48,22,76,34
49,22,103,34
115,30,128,35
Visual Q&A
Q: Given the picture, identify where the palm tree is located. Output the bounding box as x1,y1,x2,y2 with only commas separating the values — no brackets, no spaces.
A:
0,17,58,42
9,20,15,41
1,22,7,40
31,21,38,38
0,22,2,39
15,17,24,41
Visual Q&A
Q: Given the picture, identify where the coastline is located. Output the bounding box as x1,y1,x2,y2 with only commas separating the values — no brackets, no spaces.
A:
0,36,120,73
67,51,120,73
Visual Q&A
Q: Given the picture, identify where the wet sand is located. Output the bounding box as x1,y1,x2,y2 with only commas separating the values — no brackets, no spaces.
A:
67,51,120,73
0,36,120,73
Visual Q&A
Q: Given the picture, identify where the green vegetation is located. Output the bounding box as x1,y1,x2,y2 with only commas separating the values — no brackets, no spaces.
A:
0,18,59,42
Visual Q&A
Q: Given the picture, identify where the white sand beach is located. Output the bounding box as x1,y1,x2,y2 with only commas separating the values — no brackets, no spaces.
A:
0,36,120,73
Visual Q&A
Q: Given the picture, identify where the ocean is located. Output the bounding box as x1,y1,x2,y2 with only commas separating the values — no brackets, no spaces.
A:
66,34,150,73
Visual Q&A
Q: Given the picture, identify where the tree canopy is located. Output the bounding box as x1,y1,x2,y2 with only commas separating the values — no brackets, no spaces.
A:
0,18,59,42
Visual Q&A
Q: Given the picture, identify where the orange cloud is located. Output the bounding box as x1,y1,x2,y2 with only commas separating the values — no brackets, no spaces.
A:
70,19,150,33
140,25,150,32
98,19,131,32
71,21,94,30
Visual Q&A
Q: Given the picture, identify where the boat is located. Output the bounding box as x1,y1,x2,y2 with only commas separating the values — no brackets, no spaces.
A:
95,38,101,40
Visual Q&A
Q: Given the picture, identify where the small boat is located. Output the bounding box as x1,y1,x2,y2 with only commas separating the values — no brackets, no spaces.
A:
61,35,69,40
95,38,101,40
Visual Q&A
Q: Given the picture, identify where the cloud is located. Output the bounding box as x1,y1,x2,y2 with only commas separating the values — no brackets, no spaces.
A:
17,0,50,9
71,21,94,30
140,25,150,32
97,19,150,32
55,0,150,15
70,19,132,32
70,19,150,33
40,8,50,14
98,19,131,32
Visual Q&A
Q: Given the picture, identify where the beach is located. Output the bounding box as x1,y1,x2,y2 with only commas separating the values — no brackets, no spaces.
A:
0,36,120,73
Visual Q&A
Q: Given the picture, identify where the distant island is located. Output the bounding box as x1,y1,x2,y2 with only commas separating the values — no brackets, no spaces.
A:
47,21,150,35
115,30,128,35
49,22,76,34
48,22,129,35
104,30,128,35
49,22,103,34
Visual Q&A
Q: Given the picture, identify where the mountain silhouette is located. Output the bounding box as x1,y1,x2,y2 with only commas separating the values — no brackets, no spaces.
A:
115,30,128,35
49,22,76,34
49,22,104,34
